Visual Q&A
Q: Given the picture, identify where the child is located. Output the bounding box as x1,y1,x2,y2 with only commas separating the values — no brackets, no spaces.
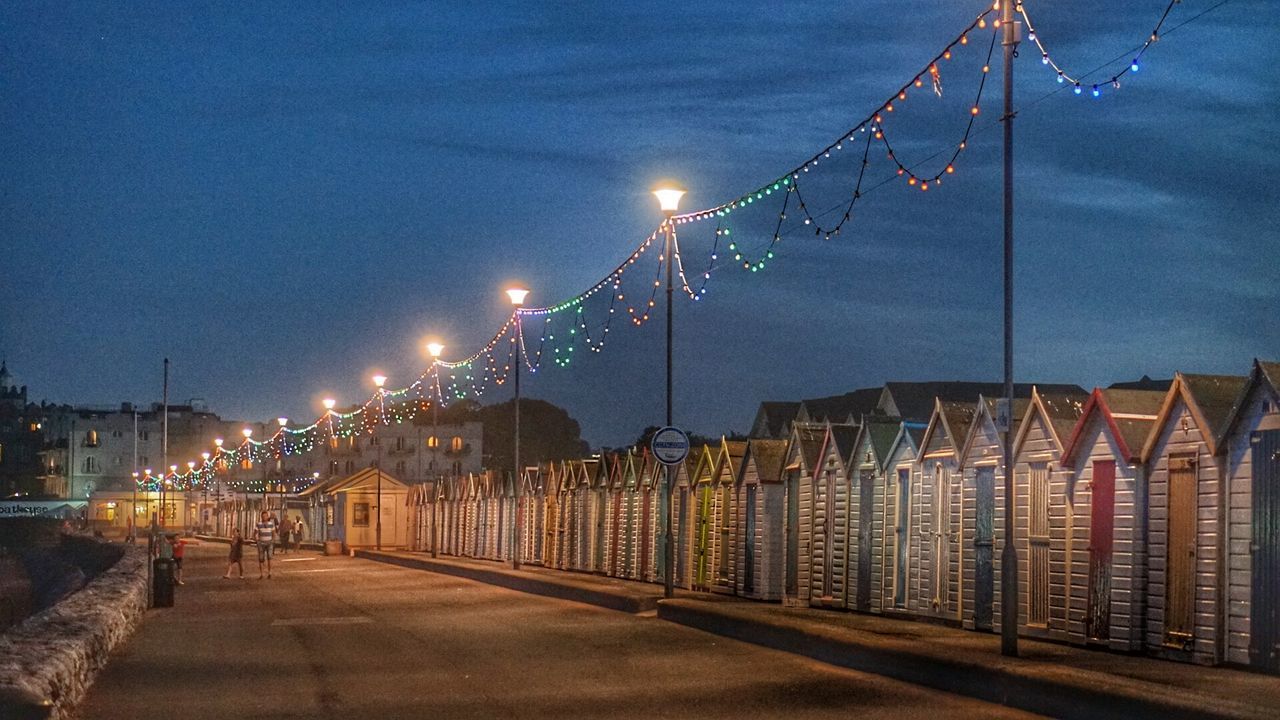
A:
223,528,245,579
171,534,186,585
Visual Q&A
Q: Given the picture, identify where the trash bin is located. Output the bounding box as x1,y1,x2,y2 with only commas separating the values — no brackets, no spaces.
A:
153,558,175,607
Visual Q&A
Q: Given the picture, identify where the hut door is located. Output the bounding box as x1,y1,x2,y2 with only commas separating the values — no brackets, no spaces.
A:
973,467,995,630
894,468,910,608
677,488,689,586
595,492,606,572
1165,455,1197,646
744,486,757,593
641,486,652,580
718,485,732,584
857,470,874,611
1250,430,1280,671
610,492,622,575
933,465,951,609
1087,460,1116,641
1028,463,1051,625
786,472,800,597
822,469,837,599
695,484,712,590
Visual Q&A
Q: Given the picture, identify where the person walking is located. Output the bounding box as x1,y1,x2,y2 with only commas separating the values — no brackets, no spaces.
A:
253,510,276,579
223,528,245,579
294,516,306,550
279,514,292,555
171,533,187,585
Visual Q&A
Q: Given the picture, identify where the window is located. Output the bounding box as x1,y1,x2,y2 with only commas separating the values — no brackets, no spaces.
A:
353,502,370,527
329,437,339,450
111,430,122,438
395,460,406,475
85,430,99,447
329,460,339,474
345,460,355,473
82,456,100,474
426,435,439,448
140,431,150,442
395,437,406,451
140,455,148,467
450,436,464,452
369,435,379,447
325,504,335,526
241,458,253,470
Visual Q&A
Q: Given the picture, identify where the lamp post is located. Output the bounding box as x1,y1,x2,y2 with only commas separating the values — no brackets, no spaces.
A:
186,461,195,529
506,286,529,569
652,182,685,599
130,471,139,542
167,465,177,528
276,417,288,520
213,438,224,533
427,342,444,558
372,375,387,550
200,452,210,533
1000,0,1022,658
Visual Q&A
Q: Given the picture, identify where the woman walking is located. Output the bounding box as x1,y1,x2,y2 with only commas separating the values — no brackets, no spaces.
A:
223,527,245,579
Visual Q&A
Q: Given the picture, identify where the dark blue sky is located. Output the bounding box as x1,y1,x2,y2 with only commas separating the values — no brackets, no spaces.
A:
3,1,1276,446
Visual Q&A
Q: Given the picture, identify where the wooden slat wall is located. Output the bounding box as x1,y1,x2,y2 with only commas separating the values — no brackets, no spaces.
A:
1223,387,1275,666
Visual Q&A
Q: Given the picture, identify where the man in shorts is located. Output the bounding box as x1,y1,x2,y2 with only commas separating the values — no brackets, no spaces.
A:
253,510,277,579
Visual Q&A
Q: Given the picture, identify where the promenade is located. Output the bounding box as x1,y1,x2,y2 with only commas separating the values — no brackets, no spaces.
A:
77,543,1029,720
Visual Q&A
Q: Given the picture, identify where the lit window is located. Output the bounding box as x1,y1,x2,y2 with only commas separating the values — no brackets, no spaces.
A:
450,436,463,452
241,458,253,470
426,436,439,448
86,430,99,447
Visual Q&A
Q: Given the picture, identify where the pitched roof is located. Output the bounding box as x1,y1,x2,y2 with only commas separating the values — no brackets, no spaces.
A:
744,438,788,483
958,396,1031,464
717,439,748,482
1107,375,1174,391
750,401,802,439
880,381,1085,422
828,424,859,464
788,423,826,472
1182,373,1250,441
1061,387,1165,465
1218,359,1280,444
1142,372,1249,460
799,388,882,425
863,416,902,468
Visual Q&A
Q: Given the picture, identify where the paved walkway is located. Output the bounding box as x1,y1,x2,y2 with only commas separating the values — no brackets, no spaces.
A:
356,550,1280,720
77,544,1033,720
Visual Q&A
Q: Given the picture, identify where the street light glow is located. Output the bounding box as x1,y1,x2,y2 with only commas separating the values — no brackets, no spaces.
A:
277,416,288,427
506,287,530,306
652,182,686,215
427,342,445,359
372,374,387,388
242,427,253,439
323,397,336,411
214,437,223,448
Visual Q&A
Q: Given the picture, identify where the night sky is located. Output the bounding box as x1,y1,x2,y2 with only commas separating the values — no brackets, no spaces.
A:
3,1,1276,447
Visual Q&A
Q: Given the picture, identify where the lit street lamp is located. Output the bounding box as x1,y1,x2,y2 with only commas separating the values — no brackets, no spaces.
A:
506,286,529,570
373,374,387,550
653,181,684,599
427,341,445,559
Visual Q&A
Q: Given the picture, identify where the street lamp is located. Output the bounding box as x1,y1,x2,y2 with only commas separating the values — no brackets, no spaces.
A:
130,471,139,541
506,286,528,570
372,374,387,550
200,452,211,532
652,181,684,599
427,341,445,559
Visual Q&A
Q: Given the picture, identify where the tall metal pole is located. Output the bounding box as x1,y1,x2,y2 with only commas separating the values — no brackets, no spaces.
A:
511,316,522,569
1000,0,1021,658
663,218,675,600
376,420,383,551
131,411,138,541
161,358,169,528
431,388,439,558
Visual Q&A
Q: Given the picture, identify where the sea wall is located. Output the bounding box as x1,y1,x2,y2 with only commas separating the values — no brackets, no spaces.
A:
0,540,148,720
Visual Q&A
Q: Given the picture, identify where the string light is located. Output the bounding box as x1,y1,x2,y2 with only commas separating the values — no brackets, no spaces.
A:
1020,0,1180,96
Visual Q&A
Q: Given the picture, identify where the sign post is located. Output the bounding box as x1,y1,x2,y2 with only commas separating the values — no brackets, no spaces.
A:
651,426,690,599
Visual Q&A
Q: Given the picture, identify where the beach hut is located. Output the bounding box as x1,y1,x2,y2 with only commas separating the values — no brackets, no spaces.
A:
848,416,900,613
541,462,564,568
521,465,543,565
1059,386,1165,650
639,450,664,583
671,448,707,589
782,423,825,607
956,396,1029,631
690,445,722,591
1141,372,1246,664
917,400,977,620
587,456,609,573
315,467,411,550
733,438,788,600
619,450,641,579
603,452,626,576
1219,360,1280,672
1007,387,1088,640
808,423,858,608
708,439,747,594
882,421,926,613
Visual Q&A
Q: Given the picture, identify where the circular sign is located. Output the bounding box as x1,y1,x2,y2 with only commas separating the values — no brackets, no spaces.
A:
650,426,690,466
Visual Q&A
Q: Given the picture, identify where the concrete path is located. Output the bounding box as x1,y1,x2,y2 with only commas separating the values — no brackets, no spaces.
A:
76,545,1034,719
355,550,1280,720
